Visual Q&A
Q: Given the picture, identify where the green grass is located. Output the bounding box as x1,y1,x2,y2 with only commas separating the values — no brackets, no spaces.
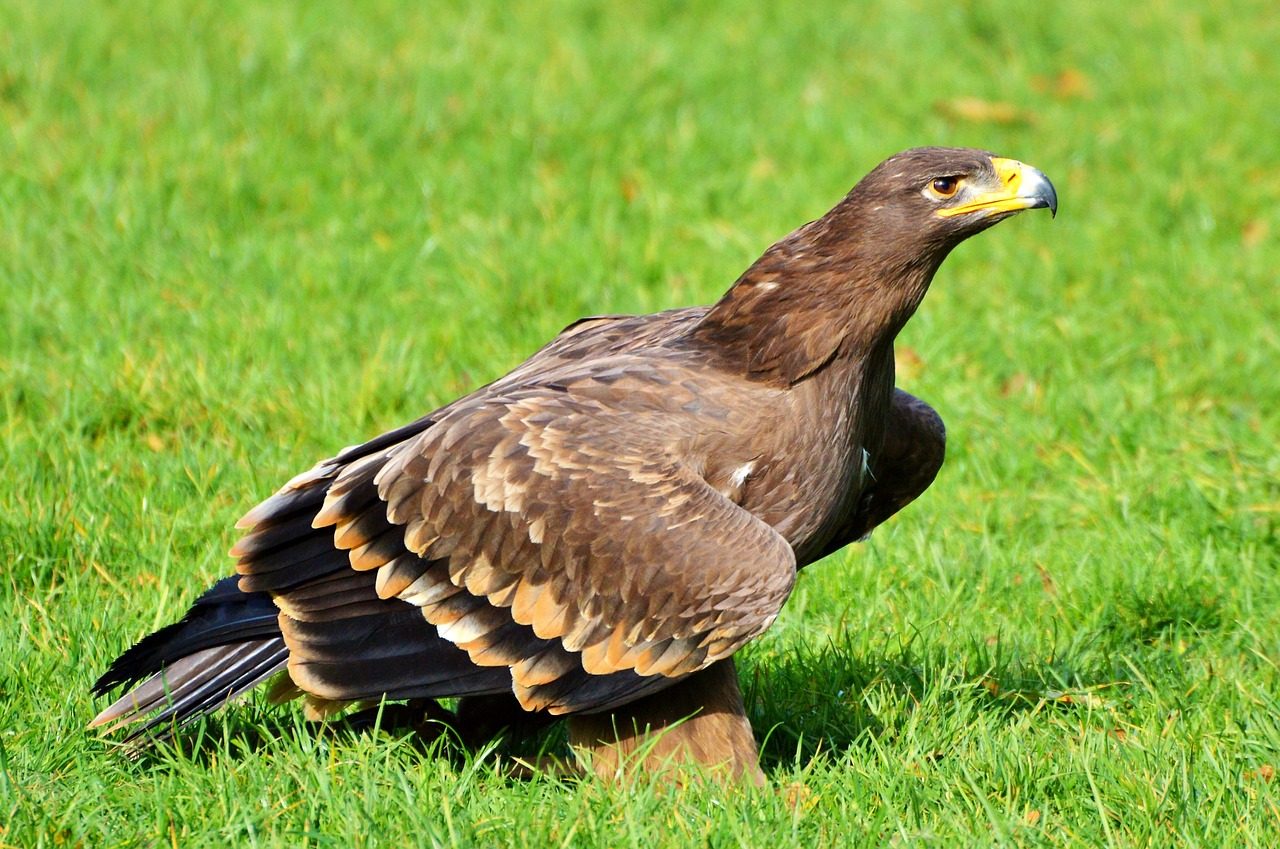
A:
3,0,1279,845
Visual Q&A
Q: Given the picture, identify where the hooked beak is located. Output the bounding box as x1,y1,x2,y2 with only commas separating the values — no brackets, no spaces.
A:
937,157,1058,219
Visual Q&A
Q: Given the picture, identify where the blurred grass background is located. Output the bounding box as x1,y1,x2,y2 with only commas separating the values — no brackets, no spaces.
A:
1,0,1278,846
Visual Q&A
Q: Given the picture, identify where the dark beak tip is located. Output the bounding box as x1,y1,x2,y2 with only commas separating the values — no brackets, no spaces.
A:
1021,166,1057,219
1035,192,1058,219
1042,181,1059,219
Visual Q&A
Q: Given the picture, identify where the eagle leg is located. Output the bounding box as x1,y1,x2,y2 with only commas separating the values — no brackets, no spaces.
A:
566,658,764,785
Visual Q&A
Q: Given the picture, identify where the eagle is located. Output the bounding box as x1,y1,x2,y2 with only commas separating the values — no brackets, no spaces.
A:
92,147,1056,784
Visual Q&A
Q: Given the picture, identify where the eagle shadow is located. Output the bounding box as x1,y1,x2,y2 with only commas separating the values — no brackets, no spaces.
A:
104,578,1219,778
747,585,1224,770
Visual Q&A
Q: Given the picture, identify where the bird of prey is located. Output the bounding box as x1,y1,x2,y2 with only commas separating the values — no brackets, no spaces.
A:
92,147,1056,784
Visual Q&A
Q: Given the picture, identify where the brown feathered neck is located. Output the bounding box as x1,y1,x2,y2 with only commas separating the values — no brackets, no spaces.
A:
688,181,958,386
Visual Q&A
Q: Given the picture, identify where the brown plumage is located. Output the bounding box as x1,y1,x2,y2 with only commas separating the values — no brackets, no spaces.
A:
92,147,1056,782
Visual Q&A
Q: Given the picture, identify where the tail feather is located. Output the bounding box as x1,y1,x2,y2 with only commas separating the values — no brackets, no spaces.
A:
91,640,289,742
91,576,290,743
144,641,286,730
93,576,282,696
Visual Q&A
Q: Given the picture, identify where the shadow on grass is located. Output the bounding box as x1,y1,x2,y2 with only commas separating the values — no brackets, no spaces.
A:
102,583,1227,776
742,637,1118,770
105,702,470,772
746,583,1228,769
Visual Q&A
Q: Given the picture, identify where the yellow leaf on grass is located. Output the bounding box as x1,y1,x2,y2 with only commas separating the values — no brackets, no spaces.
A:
896,346,924,380
1032,69,1093,100
1244,765,1276,782
937,97,1030,125
1242,219,1268,249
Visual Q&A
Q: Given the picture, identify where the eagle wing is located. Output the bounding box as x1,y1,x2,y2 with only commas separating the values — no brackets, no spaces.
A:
234,367,794,716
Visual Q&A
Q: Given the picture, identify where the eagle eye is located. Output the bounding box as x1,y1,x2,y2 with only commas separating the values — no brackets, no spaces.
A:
930,176,961,198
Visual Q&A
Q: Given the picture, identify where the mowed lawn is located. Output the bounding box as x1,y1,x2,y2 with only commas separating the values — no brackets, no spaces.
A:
2,1,1279,846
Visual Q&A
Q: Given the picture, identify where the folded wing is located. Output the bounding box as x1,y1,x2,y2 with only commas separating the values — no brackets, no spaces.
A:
237,374,795,715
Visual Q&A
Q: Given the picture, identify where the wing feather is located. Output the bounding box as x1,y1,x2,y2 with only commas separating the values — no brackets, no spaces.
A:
338,381,797,714
226,308,789,716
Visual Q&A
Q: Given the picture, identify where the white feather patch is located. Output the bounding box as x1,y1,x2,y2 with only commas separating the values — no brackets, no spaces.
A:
729,462,755,489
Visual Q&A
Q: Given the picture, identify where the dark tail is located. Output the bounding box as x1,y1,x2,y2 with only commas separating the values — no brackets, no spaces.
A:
90,576,289,744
